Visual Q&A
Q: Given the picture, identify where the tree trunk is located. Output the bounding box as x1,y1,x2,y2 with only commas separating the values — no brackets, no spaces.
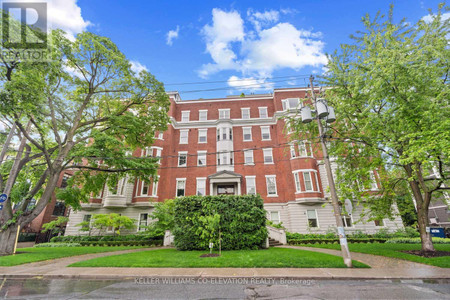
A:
417,203,435,252
0,225,19,255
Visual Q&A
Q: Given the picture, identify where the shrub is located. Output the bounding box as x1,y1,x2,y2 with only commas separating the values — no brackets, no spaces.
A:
34,242,82,247
288,238,387,245
50,234,163,243
386,237,450,244
173,195,268,251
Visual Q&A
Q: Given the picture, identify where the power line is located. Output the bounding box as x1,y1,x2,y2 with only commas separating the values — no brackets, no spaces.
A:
164,74,310,86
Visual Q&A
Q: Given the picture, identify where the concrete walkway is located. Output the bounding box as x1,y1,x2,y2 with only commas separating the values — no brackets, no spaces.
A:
0,246,448,280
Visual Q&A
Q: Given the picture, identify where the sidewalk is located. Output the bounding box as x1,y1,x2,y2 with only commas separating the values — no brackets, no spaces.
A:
0,246,448,280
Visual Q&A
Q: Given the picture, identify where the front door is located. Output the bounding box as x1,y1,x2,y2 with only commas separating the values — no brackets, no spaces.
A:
217,185,235,195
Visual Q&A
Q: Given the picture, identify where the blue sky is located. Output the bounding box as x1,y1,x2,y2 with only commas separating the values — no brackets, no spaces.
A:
21,0,450,99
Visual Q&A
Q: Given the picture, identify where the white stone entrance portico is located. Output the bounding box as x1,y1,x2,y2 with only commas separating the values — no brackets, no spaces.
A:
208,170,242,196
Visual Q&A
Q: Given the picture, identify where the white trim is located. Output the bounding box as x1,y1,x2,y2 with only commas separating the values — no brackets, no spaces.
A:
218,108,230,119
181,110,190,122
176,96,273,104
306,209,320,228
265,175,278,197
269,211,281,224
260,126,271,141
137,213,149,232
179,129,189,144
244,149,254,165
263,148,273,164
242,127,252,141
152,176,160,197
241,107,250,119
198,110,208,121
245,176,256,195
196,177,206,196
197,151,207,167
141,179,149,196
178,151,188,167
258,107,268,118
175,178,186,197
198,128,208,143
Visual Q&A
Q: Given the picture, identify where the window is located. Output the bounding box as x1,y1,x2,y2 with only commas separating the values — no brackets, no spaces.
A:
303,172,313,191
60,175,70,189
246,176,256,195
218,151,230,166
342,215,353,227
198,129,207,143
259,107,268,118
82,214,91,231
138,213,148,231
293,172,301,192
243,127,252,141
176,179,186,197
282,98,300,110
374,219,384,227
179,130,188,144
196,178,206,196
197,151,207,166
199,110,208,121
141,180,149,196
157,132,164,139
155,147,162,164
219,109,230,119
152,176,159,196
52,201,66,216
244,150,254,165
261,126,271,140
370,171,378,190
266,175,277,196
178,152,187,167
181,111,190,122
290,144,296,158
263,148,273,164
270,211,280,224
110,178,126,195
307,210,318,227
142,147,151,157
298,141,311,157
241,108,250,119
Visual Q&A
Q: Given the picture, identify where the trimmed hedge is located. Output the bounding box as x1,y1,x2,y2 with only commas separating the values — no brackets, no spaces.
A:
173,195,268,251
34,242,82,247
386,237,450,244
288,238,387,245
51,234,163,243
78,240,162,247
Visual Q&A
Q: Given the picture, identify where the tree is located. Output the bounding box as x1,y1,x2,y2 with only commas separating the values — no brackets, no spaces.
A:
90,213,136,236
146,199,175,236
197,213,221,254
0,13,170,254
41,216,69,235
318,4,449,252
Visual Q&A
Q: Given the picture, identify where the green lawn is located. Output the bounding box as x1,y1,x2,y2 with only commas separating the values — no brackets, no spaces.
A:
0,246,142,267
303,243,450,268
69,247,369,268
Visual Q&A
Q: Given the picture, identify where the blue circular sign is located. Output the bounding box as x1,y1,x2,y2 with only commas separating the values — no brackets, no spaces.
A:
0,194,7,203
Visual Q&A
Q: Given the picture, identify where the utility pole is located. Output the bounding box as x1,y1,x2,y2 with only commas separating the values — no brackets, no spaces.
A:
309,75,352,267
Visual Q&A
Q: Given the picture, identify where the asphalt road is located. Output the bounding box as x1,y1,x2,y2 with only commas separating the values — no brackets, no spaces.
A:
0,278,449,299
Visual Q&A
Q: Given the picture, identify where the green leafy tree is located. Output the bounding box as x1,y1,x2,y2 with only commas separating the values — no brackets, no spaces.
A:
90,213,136,236
41,216,69,235
75,221,92,236
316,4,449,252
146,199,175,236
197,214,221,254
0,13,169,254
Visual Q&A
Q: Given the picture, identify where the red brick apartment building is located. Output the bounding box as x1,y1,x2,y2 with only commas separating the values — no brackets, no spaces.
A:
65,87,403,235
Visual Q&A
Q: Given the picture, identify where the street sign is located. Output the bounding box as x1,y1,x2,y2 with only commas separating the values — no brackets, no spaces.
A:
0,193,7,203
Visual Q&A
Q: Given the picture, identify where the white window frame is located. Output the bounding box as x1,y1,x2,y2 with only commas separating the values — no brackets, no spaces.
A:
342,214,354,227
263,148,273,164
246,176,256,195
244,149,254,165
181,111,190,122
176,178,186,197
241,107,250,119
142,147,152,157
137,213,149,232
307,209,319,228
259,107,268,118
152,176,159,196
141,179,150,196
198,129,208,143
370,171,379,190
270,211,280,224
290,144,296,158
157,132,164,140
265,175,278,197
298,141,311,157
242,127,252,141
282,98,300,111
303,172,314,192
154,147,162,165
179,130,189,144
374,219,385,227
293,171,301,193
196,178,206,196
199,110,208,121
261,126,271,141
178,151,187,167
197,151,207,167
219,109,230,119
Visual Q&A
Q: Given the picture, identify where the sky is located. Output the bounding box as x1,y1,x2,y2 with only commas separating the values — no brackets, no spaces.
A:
5,0,448,100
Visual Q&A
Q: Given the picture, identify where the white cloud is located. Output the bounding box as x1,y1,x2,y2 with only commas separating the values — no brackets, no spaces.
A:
422,12,450,23
199,8,245,78
199,8,327,80
130,61,148,74
166,25,180,46
227,75,274,91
